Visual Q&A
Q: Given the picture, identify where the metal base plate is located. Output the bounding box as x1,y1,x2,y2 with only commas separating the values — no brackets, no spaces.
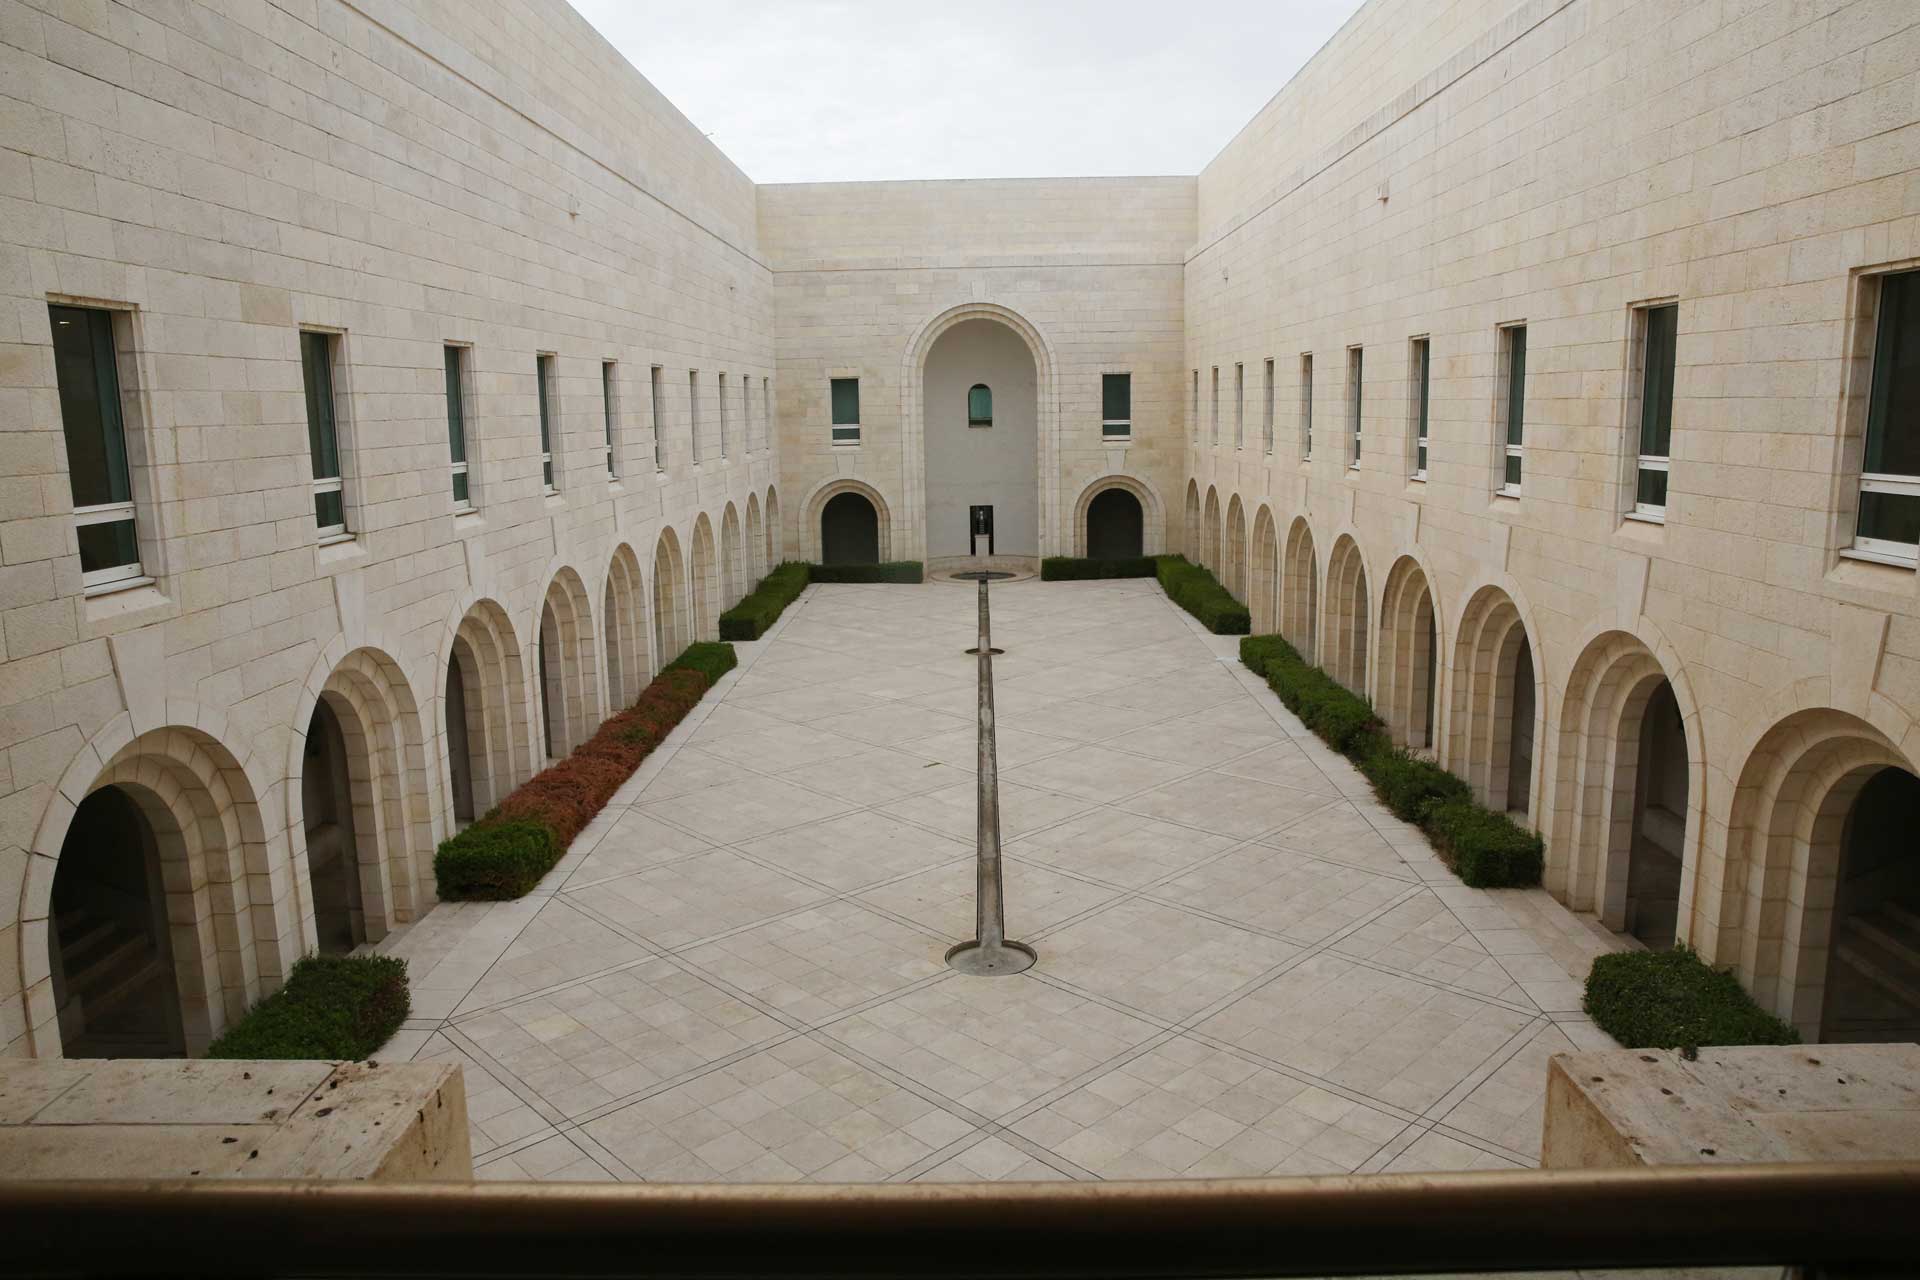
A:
944,939,1037,976
963,646,1006,655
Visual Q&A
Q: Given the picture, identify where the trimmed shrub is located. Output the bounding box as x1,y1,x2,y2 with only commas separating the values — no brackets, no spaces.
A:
1041,556,1158,581
1238,634,1296,677
206,954,408,1060
1363,747,1473,824
719,561,809,640
810,561,923,584
1155,555,1251,634
434,819,559,900
665,641,739,686
613,668,708,749
1585,946,1799,1050
1254,639,1383,760
1424,800,1545,888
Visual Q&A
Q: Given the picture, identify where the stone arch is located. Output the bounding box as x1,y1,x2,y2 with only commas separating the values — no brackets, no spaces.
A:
1281,517,1320,662
745,492,765,580
1447,582,1544,818
1201,486,1222,573
440,596,532,831
25,716,283,1057
1070,474,1163,557
537,567,600,760
653,527,689,666
766,486,783,564
802,477,894,564
690,513,720,641
720,502,744,607
1249,504,1280,634
1183,481,1201,560
1324,534,1371,696
1548,625,1704,942
602,543,649,709
1378,555,1440,750
1224,495,1248,602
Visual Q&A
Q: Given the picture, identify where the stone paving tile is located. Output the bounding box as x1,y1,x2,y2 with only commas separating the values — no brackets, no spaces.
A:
1329,892,1529,1003
455,899,655,1014
1435,1020,1582,1162
1039,897,1301,1022
775,747,967,807
736,808,971,892
636,775,858,845
411,1031,547,1156
913,1135,1074,1181
1380,1127,1528,1172
857,857,1121,941
1013,742,1197,803
810,701,974,747
565,849,832,951
629,745,762,802
476,1133,618,1182
1260,799,1411,873
878,779,1097,842
1118,769,1339,839
560,809,716,887
1007,809,1236,889
1157,844,1413,945
680,900,949,1023
1213,740,1346,796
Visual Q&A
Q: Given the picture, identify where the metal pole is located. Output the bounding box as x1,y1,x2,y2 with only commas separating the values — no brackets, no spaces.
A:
946,576,1034,976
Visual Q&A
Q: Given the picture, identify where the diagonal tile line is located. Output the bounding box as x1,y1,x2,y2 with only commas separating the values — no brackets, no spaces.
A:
551,1025,814,1132
1420,1014,1551,1123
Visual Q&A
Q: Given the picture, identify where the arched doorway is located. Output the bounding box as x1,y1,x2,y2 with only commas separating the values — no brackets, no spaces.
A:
821,491,880,565
1282,519,1319,662
1379,558,1437,750
1202,488,1221,572
923,319,1038,557
1249,507,1279,633
537,570,598,758
445,652,474,825
47,786,186,1057
603,544,648,707
1325,536,1370,695
1224,496,1247,600
1824,765,1920,1041
690,515,719,641
653,529,687,665
302,698,365,955
1085,488,1143,559
1623,680,1688,948
1449,586,1537,818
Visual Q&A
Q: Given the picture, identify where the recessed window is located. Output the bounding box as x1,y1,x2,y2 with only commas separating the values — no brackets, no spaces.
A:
1210,367,1220,444
718,371,730,457
1191,369,1200,440
1300,352,1314,458
830,376,860,444
650,365,665,472
1102,373,1131,440
1347,346,1364,468
50,304,145,591
445,345,472,509
1498,325,1527,495
1633,305,1677,519
1857,271,1920,560
1234,363,1245,449
1262,359,1275,454
302,330,349,539
688,370,701,463
1409,337,1430,480
761,377,771,453
537,353,558,492
603,361,618,479
968,383,993,427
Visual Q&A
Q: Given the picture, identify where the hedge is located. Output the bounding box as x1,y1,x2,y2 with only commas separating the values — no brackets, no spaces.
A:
1239,631,1541,889
1155,556,1251,634
435,643,733,900
718,561,810,640
810,561,923,583
206,954,408,1060
1041,556,1158,581
1585,946,1800,1051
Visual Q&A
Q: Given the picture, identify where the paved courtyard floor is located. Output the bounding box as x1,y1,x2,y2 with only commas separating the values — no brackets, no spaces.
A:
380,576,1632,1183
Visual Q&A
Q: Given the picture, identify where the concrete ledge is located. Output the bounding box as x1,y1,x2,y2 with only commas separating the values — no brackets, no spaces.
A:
1542,1043,1920,1168
0,1059,472,1181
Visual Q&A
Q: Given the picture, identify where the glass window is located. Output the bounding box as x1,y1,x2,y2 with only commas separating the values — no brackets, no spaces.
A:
50,304,143,588
445,345,471,508
688,370,700,462
830,376,860,443
537,354,557,491
1210,367,1219,443
1348,347,1364,467
1635,306,1677,517
1102,373,1131,439
1301,353,1314,458
1234,363,1245,449
302,330,348,537
1857,272,1920,558
1411,338,1430,479
1262,359,1274,454
968,383,992,427
718,372,729,457
650,366,665,472
1191,370,1199,440
1500,326,1526,494
603,361,618,478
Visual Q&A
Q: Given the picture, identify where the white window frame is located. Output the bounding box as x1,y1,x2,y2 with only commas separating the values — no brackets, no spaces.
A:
1300,352,1314,460
830,375,860,445
51,302,152,594
1622,301,1678,524
302,328,352,544
761,376,771,453
1234,362,1245,449
1210,366,1220,444
1191,369,1200,442
1347,345,1363,470
1497,323,1526,497
688,369,701,463
717,371,730,458
74,502,145,592
446,343,475,513
1848,268,1920,564
1409,336,1430,482
537,353,559,495
1263,358,1275,454
650,365,666,473
602,359,619,480
1101,372,1131,440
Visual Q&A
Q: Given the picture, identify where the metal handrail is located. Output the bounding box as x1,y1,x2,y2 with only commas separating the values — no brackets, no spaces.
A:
1,1163,1915,1277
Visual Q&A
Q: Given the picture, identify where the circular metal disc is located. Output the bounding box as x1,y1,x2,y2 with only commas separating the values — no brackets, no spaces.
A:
944,939,1037,976
963,646,1006,655
952,571,1017,582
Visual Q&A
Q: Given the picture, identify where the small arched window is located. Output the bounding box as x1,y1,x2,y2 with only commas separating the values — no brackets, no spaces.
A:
967,384,993,427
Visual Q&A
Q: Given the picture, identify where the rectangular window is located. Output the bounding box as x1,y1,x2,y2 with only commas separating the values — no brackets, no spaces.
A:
1300,353,1314,458
445,345,472,509
1102,373,1131,439
1191,370,1200,440
1262,358,1275,454
1234,363,1245,449
1499,325,1526,494
688,370,702,462
650,365,665,472
761,377,771,452
717,372,729,458
1858,271,1920,559
537,354,557,492
1347,346,1364,468
830,376,860,444
744,376,757,452
302,330,349,538
1634,305,1677,518
1410,337,1430,480
50,304,143,590
1210,367,1220,444
602,361,618,479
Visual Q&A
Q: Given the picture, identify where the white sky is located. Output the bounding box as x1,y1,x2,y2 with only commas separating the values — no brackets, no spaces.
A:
563,0,1368,184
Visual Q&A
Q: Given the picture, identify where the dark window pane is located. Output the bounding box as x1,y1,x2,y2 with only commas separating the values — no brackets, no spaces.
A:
1415,341,1429,438
1505,453,1523,488
76,518,138,575
831,426,860,443
452,471,469,505
314,488,345,530
1858,489,1920,546
830,377,859,425
1866,272,1920,477
1417,443,1427,473
301,332,340,481
1639,305,1677,459
536,357,553,452
543,456,554,489
444,347,466,464
968,383,992,426
51,305,131,509
1506,328,1526,446
1103,373,1130,421
1636,466,1668,508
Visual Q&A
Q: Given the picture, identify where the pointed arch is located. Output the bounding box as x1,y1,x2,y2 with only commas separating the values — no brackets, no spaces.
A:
653,527,689,666
690,513,720,641
1324,534,1371,696
720,502,744,607
1223,495,1248,601
602,543,649,709
1281,517,1319,662
537,567,600,760
1447,583,1543,818
1249,505,1280,634
1378,555,1439,750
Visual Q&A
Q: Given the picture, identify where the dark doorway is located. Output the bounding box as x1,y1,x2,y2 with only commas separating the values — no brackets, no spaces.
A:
1825,766,1920,1042
303,699,365,955
1507,639,1535,817
821,492,879,565
1086,489,1143,559
1626,680,1687,949
48,786,185,1057
447,652,474,825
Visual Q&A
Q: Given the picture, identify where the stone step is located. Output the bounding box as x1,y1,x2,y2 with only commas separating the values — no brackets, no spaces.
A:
1853,911,1920,972
1834,929,1920,1013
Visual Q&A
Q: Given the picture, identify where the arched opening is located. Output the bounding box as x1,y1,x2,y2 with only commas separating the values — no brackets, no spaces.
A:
1626,680,1688,948
446,599,530,823
1325,537,1370,695
1224,496,1247,601
653,529,688,665
1378,558,1437,750
603,544,648,708
536,570,599,758
1202,487,1221,572
924,320,1038,557
721,503,743,607
1184,482,1201,560
48,786,185,1057
821,491,881,565
1249,507,1279,633
1449,587,1537,817
302,698,365,955
1824,765,1920,1041
766,487,782,565
1281,519,1319,662
690,515,719,641
745,493,764,580
445,651,474,826
1085,487,1144,559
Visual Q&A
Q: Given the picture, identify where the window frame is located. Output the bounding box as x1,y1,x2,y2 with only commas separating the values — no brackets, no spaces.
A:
717,371,730,458
1210,366,1220,444
650,365,666,473
1851,268,1920,564
302,328,352,543
602,359,619,480
1409,336,1430,481
1497,323,1527,497
1300,352,1314,460
1101,372,1132,440
1262,358,1275,454
445,343,474,512
967,382,993,428
50,303,149,594
830,376,861,445
536,352,559,494
1346,345,1364,470
1233,362,1245,449
761,377,771,454
688,369,701,463
1625,302,1678,523
1191,369,1200,442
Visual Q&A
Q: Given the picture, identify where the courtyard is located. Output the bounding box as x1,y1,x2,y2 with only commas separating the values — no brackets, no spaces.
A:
382,578,1626,1182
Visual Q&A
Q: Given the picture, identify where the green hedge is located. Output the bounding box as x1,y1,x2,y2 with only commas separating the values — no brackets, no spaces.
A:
1041,556,1158,581
1362,748,1472,824
1246,633,1386,758
810,561,923,584
1585,946,1799,1051
433,820,557,900
665,640,739,685
206,954,408,1060
1155,556,1251,634
1424,800,1544,888
719,562,809,640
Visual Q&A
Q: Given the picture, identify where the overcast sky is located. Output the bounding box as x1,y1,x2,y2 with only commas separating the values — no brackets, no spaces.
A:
563,0,1367,184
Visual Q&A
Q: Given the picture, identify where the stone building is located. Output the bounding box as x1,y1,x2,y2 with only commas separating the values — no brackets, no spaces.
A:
1,0,1917,1061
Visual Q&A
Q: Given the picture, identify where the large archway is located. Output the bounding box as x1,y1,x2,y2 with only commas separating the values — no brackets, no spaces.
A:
603,543,649,708
1184,481,1201,560
302,698,365,953
1085,487,1145,559
745,492,765,580
1325,535,1370,696
690,514,719,641
821,491,881,565
1224,495,1247,601
1281,518,1319,662
444,597,529,831
1448,585,1539,818
765,487,782,565
1249,506,1279,634
1378,557,1438,751
538,569,600,760
720,503,744,606
922,317,1039,557
1202,487,1222,573
653,528,688,665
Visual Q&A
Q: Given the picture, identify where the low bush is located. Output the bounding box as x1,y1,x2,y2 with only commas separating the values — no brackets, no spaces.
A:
1238,634,1295,676
1155,556,1251,634
718,562,809,640
206,954,409,1060
664,641,739,686
1423,800,1545,888
433,820,558,900
1252,635,1383,759
810,561,923,584
1362,748,1473,824
1041,556,1158,581
1584,946,1799,1051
